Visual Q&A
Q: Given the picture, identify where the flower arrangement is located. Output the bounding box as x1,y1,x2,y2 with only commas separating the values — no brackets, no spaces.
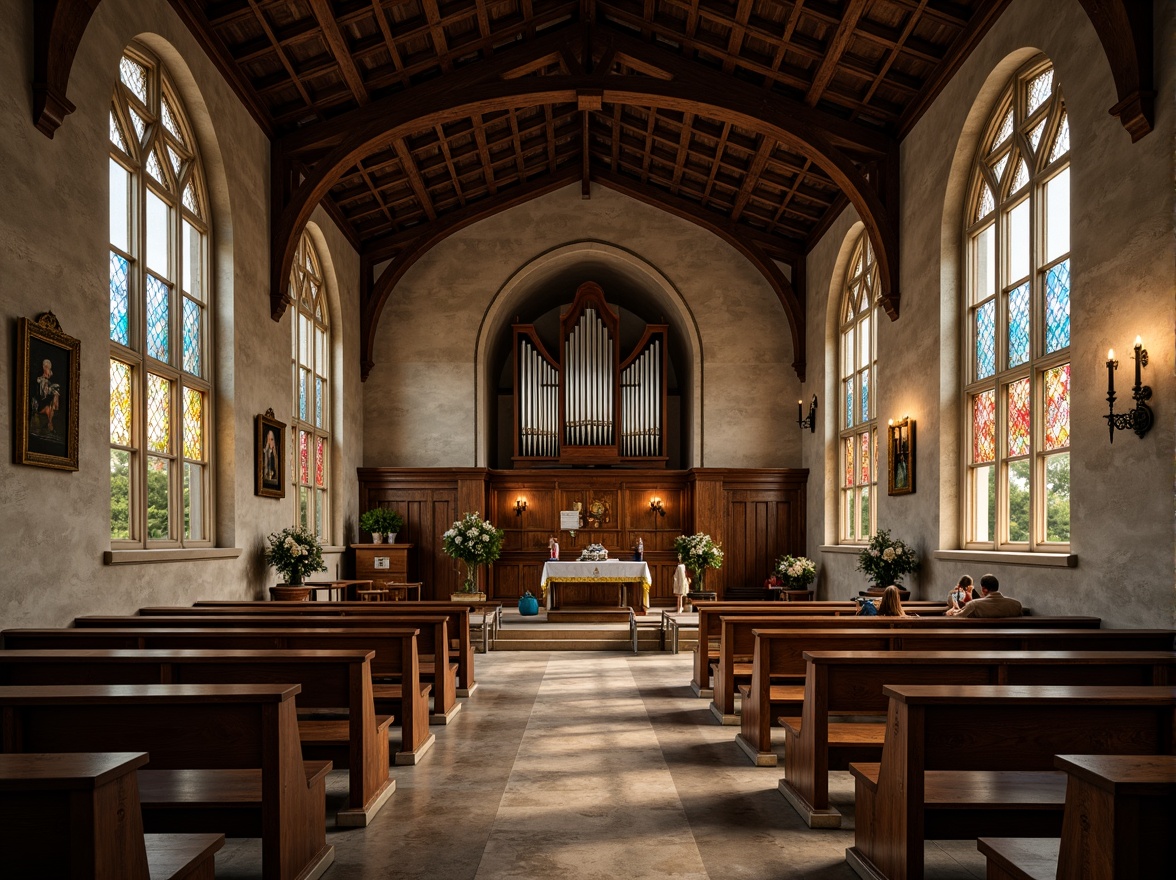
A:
442,512,505,592
674,532,724,591
579,543,609,561
265,526,326,585
855,528,919,588
770,554,817,590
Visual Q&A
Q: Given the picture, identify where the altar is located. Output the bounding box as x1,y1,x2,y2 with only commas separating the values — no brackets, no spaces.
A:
539,560,652,612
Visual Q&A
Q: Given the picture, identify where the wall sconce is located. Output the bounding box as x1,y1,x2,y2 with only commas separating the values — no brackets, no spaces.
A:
1105,337,1154,442
514,497,528,516
649,496,666,517
797,394,818,433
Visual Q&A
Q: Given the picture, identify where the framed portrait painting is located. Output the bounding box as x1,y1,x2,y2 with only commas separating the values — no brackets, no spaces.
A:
887,417,915,496
16,312,80,470
255,409,286,498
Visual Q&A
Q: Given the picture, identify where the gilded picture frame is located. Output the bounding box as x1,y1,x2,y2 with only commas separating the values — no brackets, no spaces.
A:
16,312,80,470
255,409,286,498
887,417,915,496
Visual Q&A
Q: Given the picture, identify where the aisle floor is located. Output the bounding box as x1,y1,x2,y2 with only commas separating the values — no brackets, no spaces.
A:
214,651,990,879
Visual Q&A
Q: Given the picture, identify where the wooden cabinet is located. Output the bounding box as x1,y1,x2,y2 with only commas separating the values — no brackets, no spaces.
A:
352,544,414,590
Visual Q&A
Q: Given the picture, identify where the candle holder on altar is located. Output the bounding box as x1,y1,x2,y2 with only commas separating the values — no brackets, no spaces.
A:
1104,337,1154,443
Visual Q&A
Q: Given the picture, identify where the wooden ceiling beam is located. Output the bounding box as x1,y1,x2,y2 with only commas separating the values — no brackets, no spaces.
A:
245,0,317,117
308,0,370,106
393,139,437,221
669,111,695,192
433,125,468,208
581,110,591,198
730,136,773,222
721,0,754,74
700,121,732,206
804,0,869,107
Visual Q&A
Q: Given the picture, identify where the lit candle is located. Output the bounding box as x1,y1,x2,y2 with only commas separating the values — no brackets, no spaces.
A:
1107,349,1116,396
1134,336,1143,388
797,400,803,423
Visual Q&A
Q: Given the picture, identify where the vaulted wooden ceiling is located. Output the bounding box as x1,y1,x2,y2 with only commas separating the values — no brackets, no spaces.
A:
32,1,1157,380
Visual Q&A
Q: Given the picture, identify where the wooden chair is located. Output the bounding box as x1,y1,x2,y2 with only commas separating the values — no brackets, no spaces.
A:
356,589,391,601
0,752,223,880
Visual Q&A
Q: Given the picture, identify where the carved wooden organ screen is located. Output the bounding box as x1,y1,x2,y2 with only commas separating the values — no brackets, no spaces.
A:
513,282,667,466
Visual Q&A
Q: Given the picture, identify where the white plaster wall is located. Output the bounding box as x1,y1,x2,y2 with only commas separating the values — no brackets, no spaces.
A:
804,0,1176,627
0,0,362,626
363,184,801,469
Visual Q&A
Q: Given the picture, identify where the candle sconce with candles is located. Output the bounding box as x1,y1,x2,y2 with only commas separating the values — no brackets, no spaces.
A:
797,395,818,433
1104,337,1154,443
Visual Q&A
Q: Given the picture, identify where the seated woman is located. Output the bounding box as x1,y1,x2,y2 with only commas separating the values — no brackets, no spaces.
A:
949,575,975,610
876,584,914,617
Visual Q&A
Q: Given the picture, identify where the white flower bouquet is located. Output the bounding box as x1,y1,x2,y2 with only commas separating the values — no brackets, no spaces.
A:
265,526,326,585
772,554,817,589
855,528,918,587
442,512,505,592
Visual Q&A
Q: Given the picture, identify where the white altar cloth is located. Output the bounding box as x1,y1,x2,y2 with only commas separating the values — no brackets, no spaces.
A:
539,560,652,610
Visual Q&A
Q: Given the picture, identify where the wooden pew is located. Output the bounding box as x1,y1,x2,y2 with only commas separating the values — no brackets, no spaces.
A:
737,628,1176,766
776,650,1176,827
1,627,435,765
709,614,1106,721
74,614,460,725
0,683,335,880
154,602,482,695
0,751,224,880
978,754,1176,880
0,648,396,826
844,685,1176,880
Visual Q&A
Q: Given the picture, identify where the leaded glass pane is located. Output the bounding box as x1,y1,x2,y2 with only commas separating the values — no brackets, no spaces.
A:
161,96,184,143
299,369,308,421
973,390,996,463
1043,364,1071,450
183,387,203,460
146,274,169,361
1050,113,1070,162
146,456,170,539
315,436,325,488
859,486,870,537
299,430,309,485
860,369,869,422
183,181,200,216
1027,118,1047,153
182,220,202,299
1007,459,1031,542
299,315,311,366
183,298,201,376
1010,158,1029,193
972,464,995,543
845,380,853,429
1007,377,1031,456
845,490,855,540
147,374,171,453
844,438,854,487
994,108,1014,148
110,360,132,445
166,144,183,176
991,153,1008,183
299,486,309,531
120,57,148,104
146,149,166,185
977,182,994,221
1045,260,1071,353
109,251,129,345
859,312,871,365
1007,283,1030,368
1045,168,1070,262
184,462,203,540
110,449,131,540
842,328,854,376
110,160,130,252
1008,200,1030,281
110,110,127,152
859,432,870,484
128,107,146,141
975,300,996,380
146,190,169,277
974,224,995,302
1044,453,1070,542
315,377,323,428
1027,69,1053,113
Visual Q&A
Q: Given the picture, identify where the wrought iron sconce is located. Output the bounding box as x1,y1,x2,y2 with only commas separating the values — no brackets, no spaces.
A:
797,395,818,432
514,497,528,516
1105,337,1153,443
649,496,666,517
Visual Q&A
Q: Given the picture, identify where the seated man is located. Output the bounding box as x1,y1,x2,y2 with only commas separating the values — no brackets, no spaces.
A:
945,573,1022,618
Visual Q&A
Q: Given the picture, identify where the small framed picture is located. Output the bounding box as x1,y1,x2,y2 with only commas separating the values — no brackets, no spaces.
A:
255,409,286,498
16,312,80,470
887,417,915,496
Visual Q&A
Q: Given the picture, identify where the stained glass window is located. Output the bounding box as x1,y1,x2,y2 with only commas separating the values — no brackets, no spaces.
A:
964,57,1070,549
838,230,878,543
291,230,332,540
109,47,211,547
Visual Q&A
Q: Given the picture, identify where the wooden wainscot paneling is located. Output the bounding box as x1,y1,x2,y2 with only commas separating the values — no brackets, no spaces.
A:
714,469,807,597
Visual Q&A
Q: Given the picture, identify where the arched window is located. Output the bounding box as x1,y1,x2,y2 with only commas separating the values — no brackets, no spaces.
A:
839,231,878,543
290,231,331,540
964,58,1070,550
109,47,212,546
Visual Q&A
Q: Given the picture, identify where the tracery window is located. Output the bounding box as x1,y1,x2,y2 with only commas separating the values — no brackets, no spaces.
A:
963,58,1070,550
839,231,878,543
290,231,331,540
109,47,212,546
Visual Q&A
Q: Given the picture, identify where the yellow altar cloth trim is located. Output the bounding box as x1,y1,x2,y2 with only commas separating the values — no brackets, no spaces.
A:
539,575,652,587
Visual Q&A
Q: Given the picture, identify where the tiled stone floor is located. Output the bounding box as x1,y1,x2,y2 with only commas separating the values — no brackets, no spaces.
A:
213,651,990,879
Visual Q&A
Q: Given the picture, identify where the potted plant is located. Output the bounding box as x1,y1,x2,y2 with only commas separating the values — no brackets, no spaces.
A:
770,554,817,592
359,506,404,544
855,529,919,592
673,532,724,593
518,590,540,616
265,526,326,594
442,512,504,601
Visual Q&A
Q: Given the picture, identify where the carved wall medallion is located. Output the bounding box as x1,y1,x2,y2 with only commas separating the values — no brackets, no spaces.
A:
586,498,611,528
